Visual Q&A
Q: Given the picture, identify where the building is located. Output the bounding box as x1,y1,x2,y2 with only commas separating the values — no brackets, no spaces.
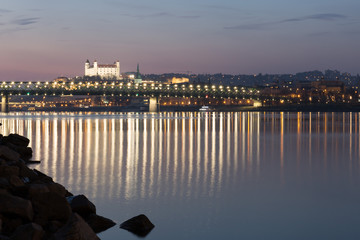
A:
134,63,142,84
311,80,345,93
85,60,121,79
167,77,189,84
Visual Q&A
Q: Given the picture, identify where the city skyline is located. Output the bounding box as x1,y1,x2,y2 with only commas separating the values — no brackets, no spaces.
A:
0,0,359,81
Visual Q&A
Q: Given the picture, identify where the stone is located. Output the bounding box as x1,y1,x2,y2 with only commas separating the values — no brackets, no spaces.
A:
11,223,44,240
4,142,32,161
0,146,20,163
120,214,155,237
28,184,50,199
0,166,19,178
17,162,38,181
33,169,53,183
47,221,64,234
6,134,30,147
47,183,67,197
68,195,96,217
0,192,33,221
1,216,23,236
31,192,71,224
51,213,100,240
85,214,116,233
0,178,9,189
9,175,24,187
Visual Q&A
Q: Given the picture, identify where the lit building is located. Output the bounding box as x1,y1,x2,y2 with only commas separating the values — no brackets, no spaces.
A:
85,60,121,79
134,63,142,84
167,77,189,84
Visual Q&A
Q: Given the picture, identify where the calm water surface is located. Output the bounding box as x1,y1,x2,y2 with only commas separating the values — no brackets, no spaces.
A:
1,112,360,240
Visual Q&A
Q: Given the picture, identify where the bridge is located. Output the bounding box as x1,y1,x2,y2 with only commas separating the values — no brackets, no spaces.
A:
0,81,266,112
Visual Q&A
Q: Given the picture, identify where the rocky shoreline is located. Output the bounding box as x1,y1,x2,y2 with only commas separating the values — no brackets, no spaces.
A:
0,133,116,239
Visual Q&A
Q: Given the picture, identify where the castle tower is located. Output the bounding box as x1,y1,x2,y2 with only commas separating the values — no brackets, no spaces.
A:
93,60,98,72
134,63,142,84
85,60,90,75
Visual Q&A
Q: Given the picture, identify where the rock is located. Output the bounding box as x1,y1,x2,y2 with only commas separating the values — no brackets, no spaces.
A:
51,213,100,240
28,184,50,199
5,134,30,147
17,162,38,181
11,223,44,240
0,146,20,163
120,214,155,237
9,176,24,187
0,178,9,189
47,183,67,197
0,166,19,178
4,142,32,161
33,170,53,183
67,195,96,217
31,192,71,224
85,214,116,233
1,216,23,236
0,192,33,221
47,221,64,234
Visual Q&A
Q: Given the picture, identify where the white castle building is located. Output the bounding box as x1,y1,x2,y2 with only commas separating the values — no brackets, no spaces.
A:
85,60,121,79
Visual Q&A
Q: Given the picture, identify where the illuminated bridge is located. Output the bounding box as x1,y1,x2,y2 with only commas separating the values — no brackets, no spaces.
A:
0,81,264,112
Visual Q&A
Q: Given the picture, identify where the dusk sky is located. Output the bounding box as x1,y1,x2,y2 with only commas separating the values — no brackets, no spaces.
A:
0,0,359,81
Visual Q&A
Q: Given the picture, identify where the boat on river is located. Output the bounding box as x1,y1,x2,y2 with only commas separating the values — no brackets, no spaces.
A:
199,106,215,111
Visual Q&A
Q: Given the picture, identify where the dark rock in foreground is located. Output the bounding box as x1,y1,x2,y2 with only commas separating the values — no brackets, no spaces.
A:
67,194,96,217
86,214,116,233
120,214,155,237
0,133,116,239
50,213,100,240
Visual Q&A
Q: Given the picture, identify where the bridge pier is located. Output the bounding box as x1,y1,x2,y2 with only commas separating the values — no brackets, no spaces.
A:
253,100,262,107
1,95,9,113
149,97,160,112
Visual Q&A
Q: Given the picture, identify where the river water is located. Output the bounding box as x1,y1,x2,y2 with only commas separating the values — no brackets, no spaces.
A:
1,112,360,240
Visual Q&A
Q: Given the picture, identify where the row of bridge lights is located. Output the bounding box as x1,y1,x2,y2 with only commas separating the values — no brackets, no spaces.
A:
0,81,260,94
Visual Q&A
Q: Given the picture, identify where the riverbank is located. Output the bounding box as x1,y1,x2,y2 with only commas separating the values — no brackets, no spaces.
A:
10,103,360,113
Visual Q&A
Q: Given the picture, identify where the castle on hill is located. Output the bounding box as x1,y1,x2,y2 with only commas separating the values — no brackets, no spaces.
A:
85,60,121,79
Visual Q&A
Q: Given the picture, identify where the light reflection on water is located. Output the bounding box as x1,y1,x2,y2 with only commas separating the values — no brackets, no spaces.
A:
1,112,360,239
